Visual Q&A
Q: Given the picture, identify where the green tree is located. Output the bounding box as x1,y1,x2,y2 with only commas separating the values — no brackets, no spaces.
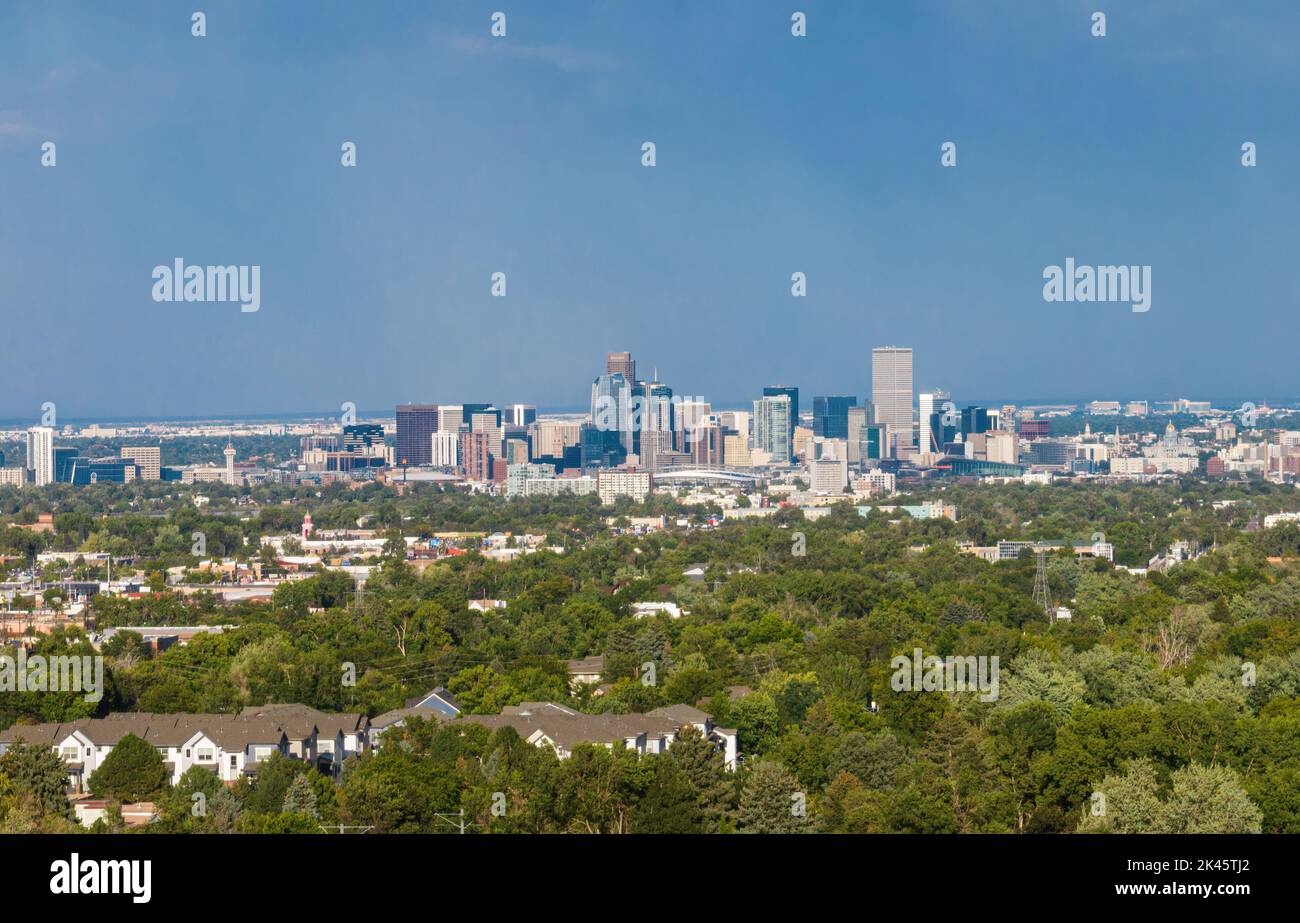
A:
0,740,75,820
634,756,702,833
283,773,319,819
667,725,733,832
737,761,814,833
87,733,169,802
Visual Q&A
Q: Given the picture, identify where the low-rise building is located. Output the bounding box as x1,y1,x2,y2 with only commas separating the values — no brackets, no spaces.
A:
456,701,738,769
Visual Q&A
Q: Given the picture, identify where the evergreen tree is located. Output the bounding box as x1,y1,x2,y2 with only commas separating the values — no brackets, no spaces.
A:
87,733,169,802
737,761,814,833
667,725,733,832
634,756,701,833
0,740,75,819
283,773,319,819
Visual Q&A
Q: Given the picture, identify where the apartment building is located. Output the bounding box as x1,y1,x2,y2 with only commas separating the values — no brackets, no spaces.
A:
0,707,370,793
457,701,739,769
120,446,162,480
597,470,652,505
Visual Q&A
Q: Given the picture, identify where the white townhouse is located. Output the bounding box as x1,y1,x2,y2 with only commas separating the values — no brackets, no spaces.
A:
239,704,370,774
0,708,369,792
454,701,740,770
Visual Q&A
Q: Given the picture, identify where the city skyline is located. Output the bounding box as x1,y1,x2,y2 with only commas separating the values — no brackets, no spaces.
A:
4,1,1300,418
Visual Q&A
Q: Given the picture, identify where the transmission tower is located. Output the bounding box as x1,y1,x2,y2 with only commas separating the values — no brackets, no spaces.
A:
1031,550,1052,620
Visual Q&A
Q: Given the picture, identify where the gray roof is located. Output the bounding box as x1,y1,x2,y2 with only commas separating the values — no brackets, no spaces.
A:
370,706,451,730
238,704,367,738
646,704,712,725
2,712,294,750
456,702,711,750
564,655,605,674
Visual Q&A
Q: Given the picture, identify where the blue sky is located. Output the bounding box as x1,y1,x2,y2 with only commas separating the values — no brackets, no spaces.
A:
2,1,1298,420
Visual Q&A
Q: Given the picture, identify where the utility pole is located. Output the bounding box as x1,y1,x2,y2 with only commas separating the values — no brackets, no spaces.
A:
433,809,467,834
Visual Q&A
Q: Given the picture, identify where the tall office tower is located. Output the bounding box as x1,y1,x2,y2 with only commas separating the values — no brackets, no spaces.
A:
642,380,674,443
224,443,237,485
607,351,636,382
503,437,530,466
120,445,161,480
458,430,495,481
342,423,385,452
431,431,459,468
928,410,957,455
863,423,888,461
469,408,504,461
846,405,868,463
753,394,793,464
396,404,440,466
718,410,751,442
812,395,857,439
722,430,751,467
690,418,723,466
918,393,936,454
763,386,799,456
918,390,951,454
960,405,991,438
579,422,623,469
510,403,537,427
590,372,632,456
461,403,495,425
639,429,672,472
25,426,55,486
1000,405,1019,431
986,431,1020,465
301,433,339,453
675,399,711,451
871,347,914,455
436,405,463,433
533,419,583,458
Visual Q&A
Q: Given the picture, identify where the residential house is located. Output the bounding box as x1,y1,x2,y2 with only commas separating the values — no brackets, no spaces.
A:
564,655,605,691
368,687,463,745
239,704,370,773
452,701,739,770
0,714,288,791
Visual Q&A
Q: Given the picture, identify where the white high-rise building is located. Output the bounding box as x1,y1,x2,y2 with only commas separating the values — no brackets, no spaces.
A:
872,347,914,456
918,393,936,454
26,427,55,486
224,443,236,485
437,406,463,434
510,404,537,427
431,431,459,468
918,389,951,455
808,455,849,494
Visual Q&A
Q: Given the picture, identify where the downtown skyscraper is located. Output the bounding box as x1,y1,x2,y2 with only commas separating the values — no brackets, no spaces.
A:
753,393,792,465
871,347,914,456
395,405,439,467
